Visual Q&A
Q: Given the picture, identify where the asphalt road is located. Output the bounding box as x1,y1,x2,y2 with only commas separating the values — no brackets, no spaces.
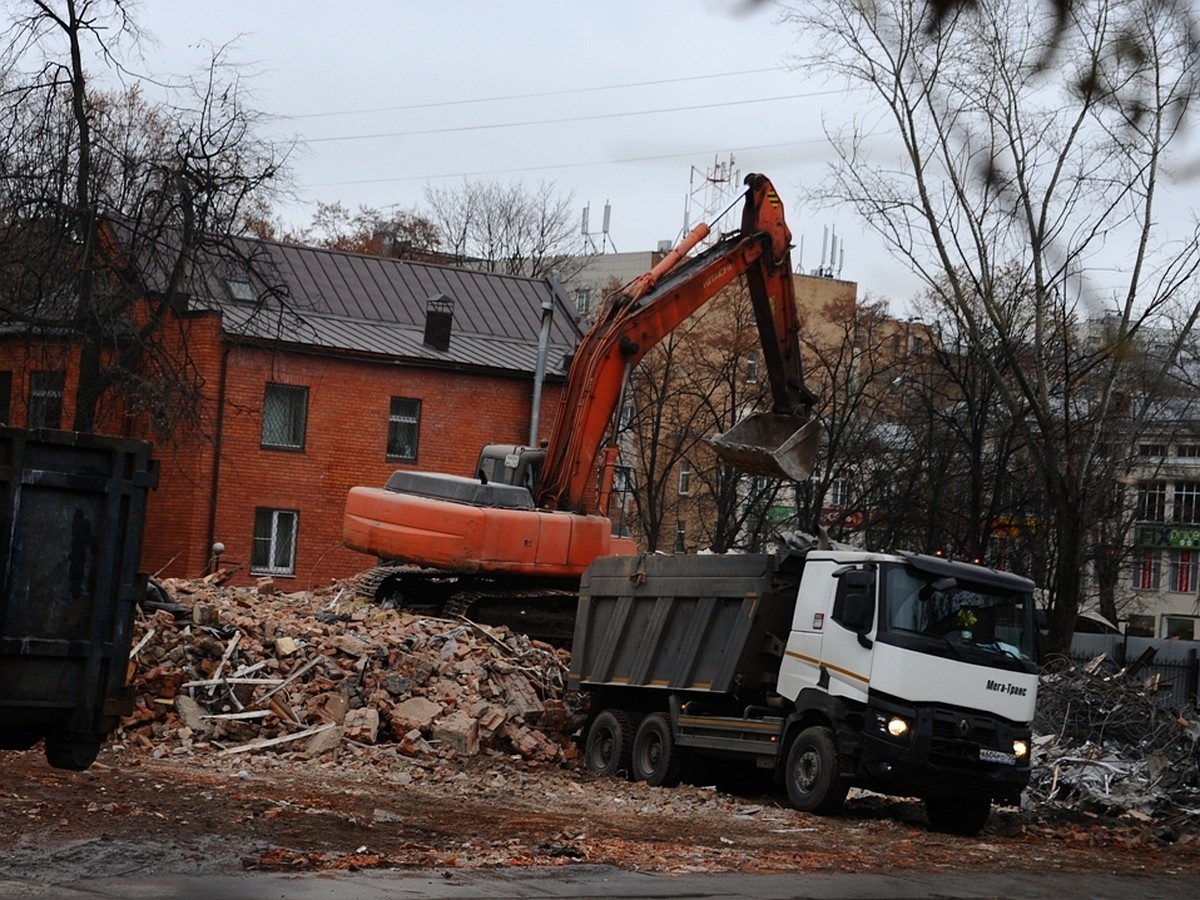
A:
1,866,1192,899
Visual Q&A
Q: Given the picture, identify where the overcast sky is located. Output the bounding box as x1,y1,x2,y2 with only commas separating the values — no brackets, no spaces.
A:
123,1,925,299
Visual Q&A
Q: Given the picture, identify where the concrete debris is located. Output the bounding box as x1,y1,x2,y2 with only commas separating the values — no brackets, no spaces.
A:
1031,654,1200,822
118,573,583,768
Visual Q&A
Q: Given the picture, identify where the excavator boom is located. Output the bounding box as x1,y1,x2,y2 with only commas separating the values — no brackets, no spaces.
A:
535,173,818,513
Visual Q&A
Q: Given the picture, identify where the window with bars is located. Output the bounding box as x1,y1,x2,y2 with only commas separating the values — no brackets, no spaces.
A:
387,397,421,460
1136,483,1167,522
28,370,65,429
828,478,852,508
1131,548,1160,590
262,384,307,450
1175,482,1200,524
251,508,298,576
1169,550,1196,593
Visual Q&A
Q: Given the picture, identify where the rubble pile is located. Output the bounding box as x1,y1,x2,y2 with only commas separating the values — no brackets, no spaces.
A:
1030,654,1200,821
119,573,584,767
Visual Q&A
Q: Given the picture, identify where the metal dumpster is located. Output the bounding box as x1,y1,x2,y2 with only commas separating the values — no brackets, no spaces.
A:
0,427,158,769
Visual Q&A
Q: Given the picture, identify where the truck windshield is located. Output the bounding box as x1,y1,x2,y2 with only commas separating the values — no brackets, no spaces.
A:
878,563,1037,667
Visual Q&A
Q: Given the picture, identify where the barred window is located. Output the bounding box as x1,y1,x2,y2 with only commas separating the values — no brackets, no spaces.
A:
1169,550,1196,593
828,478,852,508
1131,549,1160,590
262,384,307,450
29,370,65,429
387,398,421,460
1175,482,1200,524
1136,483,1166,522
251,508,298,576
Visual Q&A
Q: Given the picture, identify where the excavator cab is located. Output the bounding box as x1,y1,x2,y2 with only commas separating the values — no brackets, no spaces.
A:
476,444,546,492
709,413,821,482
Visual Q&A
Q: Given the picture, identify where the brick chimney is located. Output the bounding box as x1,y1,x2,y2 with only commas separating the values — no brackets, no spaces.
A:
423,294,454,351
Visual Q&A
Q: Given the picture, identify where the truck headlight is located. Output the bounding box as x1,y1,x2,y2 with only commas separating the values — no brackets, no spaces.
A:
1013,738,1029,760
886,716,911,739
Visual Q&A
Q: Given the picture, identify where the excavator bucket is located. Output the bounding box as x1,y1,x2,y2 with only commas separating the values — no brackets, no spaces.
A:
708,413,821,482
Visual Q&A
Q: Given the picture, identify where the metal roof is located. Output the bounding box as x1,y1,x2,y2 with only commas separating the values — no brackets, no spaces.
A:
205,240,583,377
97,219,583,377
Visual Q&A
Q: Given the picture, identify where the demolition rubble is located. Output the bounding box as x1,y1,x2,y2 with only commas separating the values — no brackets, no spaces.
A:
1029,652,1200,826
122,574,1200,833
125,573,580,769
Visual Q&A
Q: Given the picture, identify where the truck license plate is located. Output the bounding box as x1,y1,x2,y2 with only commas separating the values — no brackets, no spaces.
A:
979,748,1016,765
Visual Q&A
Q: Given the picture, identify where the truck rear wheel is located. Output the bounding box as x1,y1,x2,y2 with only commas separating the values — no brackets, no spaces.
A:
44,732,103,771
631,713,684,787
585,709,636,777
925,793,991,836
784,725,848,814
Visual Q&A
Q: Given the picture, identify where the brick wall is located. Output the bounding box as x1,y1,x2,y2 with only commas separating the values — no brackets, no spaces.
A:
153,341,568,588
2,313,569,588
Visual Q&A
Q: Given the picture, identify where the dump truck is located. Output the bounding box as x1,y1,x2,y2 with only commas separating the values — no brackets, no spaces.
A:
343,174,818,622
0,427,159,770
570,542,1039,835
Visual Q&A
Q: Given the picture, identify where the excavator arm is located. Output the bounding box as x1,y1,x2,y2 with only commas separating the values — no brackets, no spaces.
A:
535,173,819,514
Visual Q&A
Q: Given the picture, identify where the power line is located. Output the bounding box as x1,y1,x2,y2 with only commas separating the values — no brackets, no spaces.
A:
302,90,844,145
305,137,835,189
285,67,786,120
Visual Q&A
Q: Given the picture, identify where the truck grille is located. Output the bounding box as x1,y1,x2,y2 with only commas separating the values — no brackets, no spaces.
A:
929,710,1000,764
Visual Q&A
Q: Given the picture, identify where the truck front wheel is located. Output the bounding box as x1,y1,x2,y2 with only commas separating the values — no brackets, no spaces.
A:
925,793,991,836
785,725,848,814
585,709,636,777
631,713,684,787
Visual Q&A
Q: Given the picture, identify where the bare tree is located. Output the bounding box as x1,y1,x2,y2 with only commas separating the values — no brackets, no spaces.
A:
781,0,1200,655
795,291,906,544
423,177,585,281
617,281,786,554
0,0,289,437
286,201,441,258
621,327,708,553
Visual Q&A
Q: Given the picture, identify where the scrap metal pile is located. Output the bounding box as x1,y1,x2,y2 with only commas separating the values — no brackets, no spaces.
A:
121,573,582,767
1030,652,1200,823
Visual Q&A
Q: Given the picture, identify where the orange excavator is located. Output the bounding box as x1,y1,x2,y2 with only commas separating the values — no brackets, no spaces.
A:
343,174,819,626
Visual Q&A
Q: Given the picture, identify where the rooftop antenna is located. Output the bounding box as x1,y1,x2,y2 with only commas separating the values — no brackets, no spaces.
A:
582,200,617,254
678,154,741,250
809,223,847,278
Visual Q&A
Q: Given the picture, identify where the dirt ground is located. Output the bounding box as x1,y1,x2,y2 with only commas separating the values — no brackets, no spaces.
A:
3,740,1199,883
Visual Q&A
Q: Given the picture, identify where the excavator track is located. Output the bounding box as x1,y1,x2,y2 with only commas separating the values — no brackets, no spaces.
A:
352,566,580,646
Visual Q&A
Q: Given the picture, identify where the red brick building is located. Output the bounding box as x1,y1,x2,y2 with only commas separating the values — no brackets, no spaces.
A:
0,235,582,588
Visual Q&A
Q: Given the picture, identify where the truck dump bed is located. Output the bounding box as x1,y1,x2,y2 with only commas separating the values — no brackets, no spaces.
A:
0,427,158,769
569,552,803,694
